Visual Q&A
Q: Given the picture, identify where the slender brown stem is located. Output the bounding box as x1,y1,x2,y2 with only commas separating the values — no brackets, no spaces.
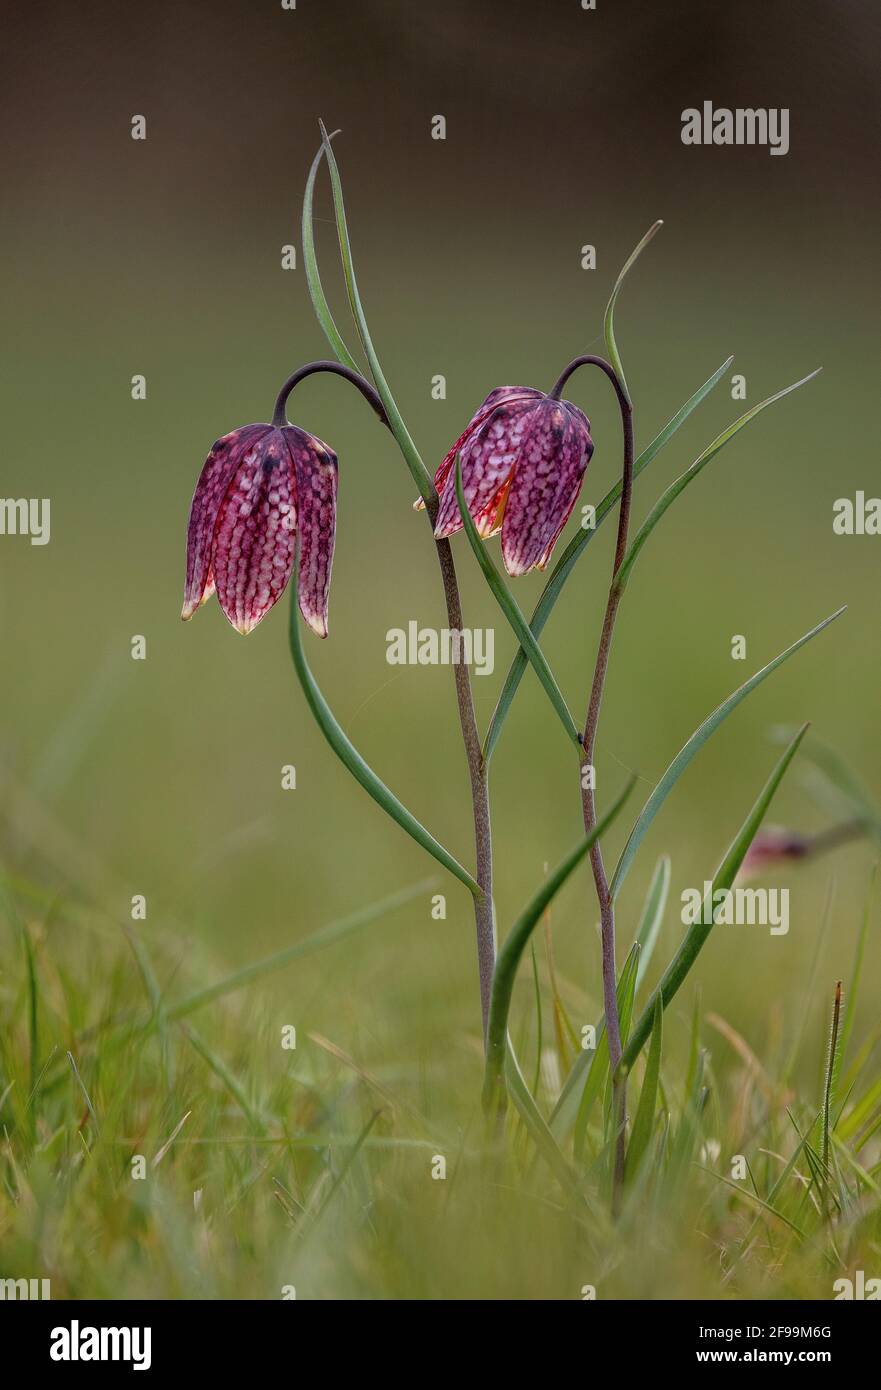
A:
555,354,633,1210
425,497,495,1041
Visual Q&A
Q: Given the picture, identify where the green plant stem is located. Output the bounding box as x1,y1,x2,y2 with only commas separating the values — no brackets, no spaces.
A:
431,503,496,1040
553,353,634,1212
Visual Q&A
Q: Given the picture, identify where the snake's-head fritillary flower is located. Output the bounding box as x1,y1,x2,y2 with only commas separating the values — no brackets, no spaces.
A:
182,420,337,637
419,385,594,576
739,826,810,880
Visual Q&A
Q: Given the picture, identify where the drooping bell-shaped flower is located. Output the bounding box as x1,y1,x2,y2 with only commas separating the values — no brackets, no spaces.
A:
182,421,337,636
182,361,387,638
421,385,594,576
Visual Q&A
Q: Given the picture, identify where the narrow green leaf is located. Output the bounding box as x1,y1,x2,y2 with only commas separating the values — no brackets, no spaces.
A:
483,778,635,1110
123,924,173,1082
634,854,671,989
66,1050,99,1134
615,369,822,595
310,1109,382,1228
736,1112,814,1256
165,879,434,1024
625,994,663,1181
288,566,479,896
684,991,702,1100
181,1025,264,1133
301,131,360,373
318,122,434,503
700,1165,807,1240
821,980,843,1174
838,1072,881,1144
454,458,581,751
604,220,663,406
504,1041,578,1194
530,945,543,1099
20,920,39,1103
611,609,845,901
574,943,640,1161
622,724,809,1072
483,357,732,764
839,864,875,1068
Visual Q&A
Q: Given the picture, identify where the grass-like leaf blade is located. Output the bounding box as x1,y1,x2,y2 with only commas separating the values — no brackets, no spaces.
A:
165,880,434,1024
483,777,635,1109
318,122,434,503
301,131,360,372
288,564,479,896
634,853,671,989
604,220,663,406
504,1042,578,1194
621,724,809,1072
573,943,640,1161
611,608,845,901
625,994,663,1182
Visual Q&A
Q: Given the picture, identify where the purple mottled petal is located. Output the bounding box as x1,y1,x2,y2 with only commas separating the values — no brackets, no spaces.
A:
415,387,541,514
434,392,542,539
282,427,338,638
501,400,592,576
534,404,595,568
182,424,272,620
212,429,298,634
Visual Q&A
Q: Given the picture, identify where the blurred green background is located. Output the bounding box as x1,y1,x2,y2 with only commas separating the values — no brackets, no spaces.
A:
1,0,879,1163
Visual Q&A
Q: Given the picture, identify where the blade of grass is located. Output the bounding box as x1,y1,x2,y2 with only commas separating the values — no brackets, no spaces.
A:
164,879,433,1024
573,944,640,1162
614,369,822,596
530,945,543,1098
309,1109,382,1230
21,921,39,1106
504,1042,579,1195
454,458,582,750
318,121,434,503
181,1025,264,1134
604,220,663,406
611,609,844,900
301,130,360,373
483,778,635,1110
700,1165,807,1239
634,853,671,990
839,864,875,1067
483,356,733,763
625,994,663,1182
122,924,173,1082
621,724,809,1072
821,981,843,1176
66,1050,99,1135
288,563,479,897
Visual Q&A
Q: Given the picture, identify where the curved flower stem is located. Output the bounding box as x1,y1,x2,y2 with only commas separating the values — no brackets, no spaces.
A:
272,360,389,428
552,353,633,1211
